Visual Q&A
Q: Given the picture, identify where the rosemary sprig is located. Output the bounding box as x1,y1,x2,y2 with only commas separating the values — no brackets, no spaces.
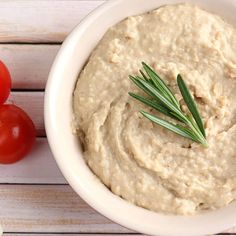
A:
128,62,208,147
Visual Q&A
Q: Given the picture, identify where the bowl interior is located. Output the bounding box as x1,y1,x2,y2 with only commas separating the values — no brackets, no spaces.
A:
45,0,236,235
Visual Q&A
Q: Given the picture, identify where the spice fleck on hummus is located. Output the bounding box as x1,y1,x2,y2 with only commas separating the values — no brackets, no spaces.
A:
73,4,236,215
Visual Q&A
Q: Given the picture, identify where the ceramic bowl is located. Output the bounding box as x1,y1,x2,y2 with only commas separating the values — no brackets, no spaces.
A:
45,0,236,235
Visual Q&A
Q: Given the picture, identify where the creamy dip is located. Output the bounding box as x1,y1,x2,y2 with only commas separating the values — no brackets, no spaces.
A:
73,4,236,215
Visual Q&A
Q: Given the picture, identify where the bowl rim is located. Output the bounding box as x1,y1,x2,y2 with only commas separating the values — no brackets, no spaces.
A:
45,0,236,235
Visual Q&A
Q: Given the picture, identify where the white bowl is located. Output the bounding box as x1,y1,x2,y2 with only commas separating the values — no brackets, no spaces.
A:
44,0,236,235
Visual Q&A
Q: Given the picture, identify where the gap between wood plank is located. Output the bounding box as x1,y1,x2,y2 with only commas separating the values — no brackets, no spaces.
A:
0,42,61,45
3,233,141,235
3,231,235,235
0,183,68,186
11,89,45,92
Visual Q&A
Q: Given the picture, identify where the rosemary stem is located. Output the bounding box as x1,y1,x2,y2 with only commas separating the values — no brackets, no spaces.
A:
186,119,208,147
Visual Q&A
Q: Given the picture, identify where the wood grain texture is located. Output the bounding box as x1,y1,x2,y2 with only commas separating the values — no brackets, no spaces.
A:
0,185,131,234
0,138,66,184
4,233,236,236
4,233,141,236
0,0,104,43
2,235,235,236
4,235,141,236
7,92,45,136
1,44,59,89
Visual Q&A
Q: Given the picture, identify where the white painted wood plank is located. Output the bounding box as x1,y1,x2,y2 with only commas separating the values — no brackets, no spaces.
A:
0,138,66,184
0,1,104,43
7,92,45,136
4,235,141,236
0,185,131,233
1,44,59,89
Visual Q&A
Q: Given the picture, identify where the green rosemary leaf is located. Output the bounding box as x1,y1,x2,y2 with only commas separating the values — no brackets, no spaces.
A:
129,75,154,98
141,111,197,141
175,124,200,143
177,74,206,137
142,62,180,108
135,78,184,119
139,70,149,82
129,92,180,121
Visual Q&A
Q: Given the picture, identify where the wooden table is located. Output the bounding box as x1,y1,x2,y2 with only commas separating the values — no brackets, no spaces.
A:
0,1,235,235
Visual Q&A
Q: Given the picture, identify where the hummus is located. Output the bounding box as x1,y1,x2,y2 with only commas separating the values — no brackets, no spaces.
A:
73,4,236,215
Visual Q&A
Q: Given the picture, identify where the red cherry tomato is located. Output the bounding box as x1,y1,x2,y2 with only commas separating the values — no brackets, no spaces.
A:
0,104,36,164
0,61,12,105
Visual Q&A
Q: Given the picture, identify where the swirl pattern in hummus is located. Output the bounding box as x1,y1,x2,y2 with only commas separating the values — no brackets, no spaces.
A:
73,4,236,215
